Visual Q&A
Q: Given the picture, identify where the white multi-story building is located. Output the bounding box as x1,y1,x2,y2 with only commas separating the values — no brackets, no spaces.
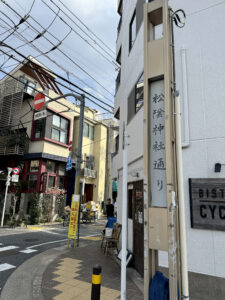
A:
113,0,225,298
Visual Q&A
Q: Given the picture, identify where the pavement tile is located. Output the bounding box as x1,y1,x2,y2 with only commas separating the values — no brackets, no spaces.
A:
42,240,143,300
53,286,85,300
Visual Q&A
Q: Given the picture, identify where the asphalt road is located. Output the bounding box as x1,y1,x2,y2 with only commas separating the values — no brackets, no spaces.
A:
0,220,106,295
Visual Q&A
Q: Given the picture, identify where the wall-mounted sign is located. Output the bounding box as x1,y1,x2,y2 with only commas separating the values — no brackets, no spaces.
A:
189,178,225,231
150,79,167,207
34,109,47,120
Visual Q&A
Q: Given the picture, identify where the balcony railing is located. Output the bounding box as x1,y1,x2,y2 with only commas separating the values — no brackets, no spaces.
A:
80,168,97,179
0,128,29,156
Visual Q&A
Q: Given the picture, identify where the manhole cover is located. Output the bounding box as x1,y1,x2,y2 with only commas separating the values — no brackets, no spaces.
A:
24,238,39,242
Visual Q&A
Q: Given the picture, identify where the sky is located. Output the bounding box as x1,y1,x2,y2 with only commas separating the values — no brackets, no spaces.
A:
0,0,119,114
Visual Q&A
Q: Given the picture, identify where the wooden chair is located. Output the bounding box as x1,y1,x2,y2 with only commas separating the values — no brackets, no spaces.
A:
104,223,122,256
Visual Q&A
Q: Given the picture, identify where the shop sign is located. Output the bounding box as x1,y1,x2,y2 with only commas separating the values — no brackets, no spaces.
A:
68,194,80,240
189,178,225,231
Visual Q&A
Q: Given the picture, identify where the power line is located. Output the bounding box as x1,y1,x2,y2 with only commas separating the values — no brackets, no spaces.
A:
0,13,115,103
0,69,116,148
0,17,114,105
0,55,113,114
44,0,119,67
0,45,114,111
56,0,115,56
0,0,115,98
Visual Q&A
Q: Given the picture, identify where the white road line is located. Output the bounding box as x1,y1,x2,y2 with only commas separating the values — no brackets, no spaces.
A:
19,249,38,254
26,233,100,250
0,246,19,252
0,263,16,272
27,239,67,249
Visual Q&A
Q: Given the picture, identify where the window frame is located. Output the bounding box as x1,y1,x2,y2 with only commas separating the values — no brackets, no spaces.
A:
51,114,69,144
129,10,136,51
135,73,144,113
83,122,94,140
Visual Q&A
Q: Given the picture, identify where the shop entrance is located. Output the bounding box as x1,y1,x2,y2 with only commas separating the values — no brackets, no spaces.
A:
84,184,93,202
132,180,144,276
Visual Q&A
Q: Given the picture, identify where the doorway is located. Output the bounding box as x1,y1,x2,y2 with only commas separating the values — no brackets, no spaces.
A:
84,184,93,202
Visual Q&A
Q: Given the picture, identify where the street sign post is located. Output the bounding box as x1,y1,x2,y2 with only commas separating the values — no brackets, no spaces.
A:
34,109,47,120
11,175,19,182
68,141,72,152
34,93,45,111
66,152,72,171
12,167,19,175
1,167,12,227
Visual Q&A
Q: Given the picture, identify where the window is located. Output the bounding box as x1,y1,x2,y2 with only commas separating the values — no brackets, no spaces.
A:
48,176,55,188
115,135,119,155
115,70,121,92
83,122,94,140
51,114,69,144
30,160,39,172
46,161,56,173
28,174,38,189
34,119,45,138
128,72,144,123
58,163,66,176
135,73,144,112
57,176,65,189
129,11,136,51
19,76,36,95
53,115,60,127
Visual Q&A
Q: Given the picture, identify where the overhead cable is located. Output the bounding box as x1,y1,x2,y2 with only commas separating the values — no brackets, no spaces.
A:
45,0,118,67
56,0,115,55
0,0,114,98
0,44,114,111
0,18,114,104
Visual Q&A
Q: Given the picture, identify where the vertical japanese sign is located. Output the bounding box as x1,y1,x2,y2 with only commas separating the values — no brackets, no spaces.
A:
68,194,80,240
150,80,167,207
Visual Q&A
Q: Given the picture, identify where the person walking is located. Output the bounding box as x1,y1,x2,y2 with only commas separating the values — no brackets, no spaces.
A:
106,198,114,218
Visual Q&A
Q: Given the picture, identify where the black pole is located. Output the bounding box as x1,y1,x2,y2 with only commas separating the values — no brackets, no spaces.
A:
91,265,102,300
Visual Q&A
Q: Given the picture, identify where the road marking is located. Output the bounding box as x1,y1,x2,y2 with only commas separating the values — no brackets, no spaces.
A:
28,227,44,231
0,246,19,252
0,263,16,272
25,233,101,250
27,239,67,249
19,249,38,254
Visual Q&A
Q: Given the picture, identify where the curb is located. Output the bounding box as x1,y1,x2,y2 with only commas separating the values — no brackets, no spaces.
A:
0,246,69,300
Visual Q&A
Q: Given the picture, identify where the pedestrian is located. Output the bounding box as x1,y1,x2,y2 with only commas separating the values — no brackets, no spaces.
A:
106,198,114,218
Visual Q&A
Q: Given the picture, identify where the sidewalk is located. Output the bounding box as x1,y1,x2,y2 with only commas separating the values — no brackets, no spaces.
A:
41,241,144,300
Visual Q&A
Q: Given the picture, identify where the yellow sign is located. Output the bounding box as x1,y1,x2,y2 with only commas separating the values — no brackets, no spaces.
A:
68,194,80,240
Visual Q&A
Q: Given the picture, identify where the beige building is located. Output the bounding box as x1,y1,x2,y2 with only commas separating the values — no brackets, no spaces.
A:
0,57,112,218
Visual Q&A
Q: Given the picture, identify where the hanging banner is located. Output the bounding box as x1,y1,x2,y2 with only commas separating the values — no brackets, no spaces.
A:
68,194,80,240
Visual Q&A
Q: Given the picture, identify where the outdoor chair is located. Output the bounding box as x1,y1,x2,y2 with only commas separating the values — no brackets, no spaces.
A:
104,223,122,256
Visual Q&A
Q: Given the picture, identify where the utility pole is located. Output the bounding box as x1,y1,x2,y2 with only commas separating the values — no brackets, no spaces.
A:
74,94,85,247
1,167,12,227
44,93,85,247
121,122,128,300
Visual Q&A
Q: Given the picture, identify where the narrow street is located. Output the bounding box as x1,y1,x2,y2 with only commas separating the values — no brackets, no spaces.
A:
0,220,106,295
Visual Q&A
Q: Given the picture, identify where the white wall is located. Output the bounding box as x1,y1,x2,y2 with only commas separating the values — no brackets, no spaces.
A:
114,0,225,278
